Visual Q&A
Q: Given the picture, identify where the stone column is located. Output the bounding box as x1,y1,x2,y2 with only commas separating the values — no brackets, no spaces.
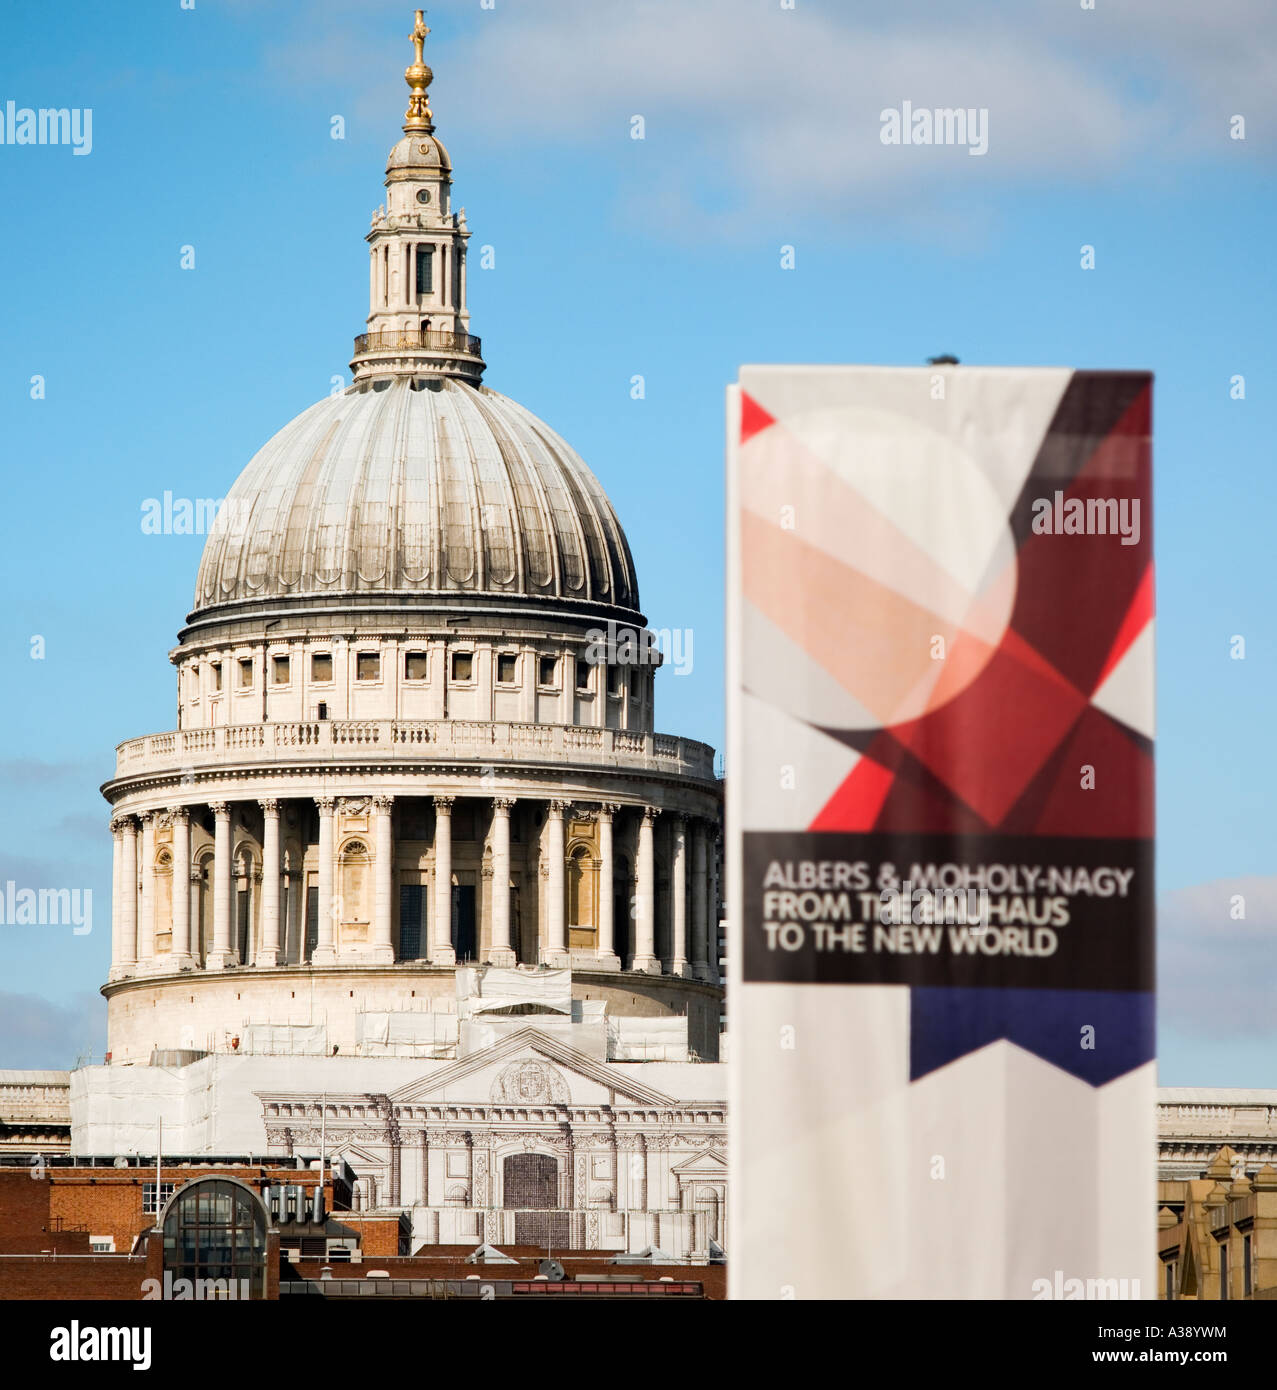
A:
109,821,122,977
708,826,721,983
542,800,568,966
632,807,659,973
138,813,156,966
170,808,193,967
313,797,337,965
487,798,516,966
432,796,456,965
595,802,620,970
111,819,136,978
637,1134,649,1212
691,820,710,981
670,815,691,977
420,1131,430,1207
371,796,395,964
257,799,281,967
207,802,234,969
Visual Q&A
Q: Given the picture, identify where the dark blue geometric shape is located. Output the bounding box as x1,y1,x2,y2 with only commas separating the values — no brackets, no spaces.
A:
909,988,1155,1087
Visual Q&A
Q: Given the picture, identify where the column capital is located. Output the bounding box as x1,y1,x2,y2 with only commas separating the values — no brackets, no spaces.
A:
316,796,337,815
258,798,280,815
110,816,135,836
372,795,395,814
492,796,516,813
138,809,156,826
597,801,621,820
640,804,659,824
209,800,230,817
168,806,191,825
547,799,569,817
433,795,455,813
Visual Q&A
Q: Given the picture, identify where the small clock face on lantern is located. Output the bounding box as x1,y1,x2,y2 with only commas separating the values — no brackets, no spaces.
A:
417,189,431,204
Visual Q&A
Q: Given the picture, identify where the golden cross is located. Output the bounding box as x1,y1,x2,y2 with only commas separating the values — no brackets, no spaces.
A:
411,10,429,65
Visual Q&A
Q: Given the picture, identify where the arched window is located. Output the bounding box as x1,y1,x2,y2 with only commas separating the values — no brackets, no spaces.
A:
155,849,174,956
567,845,595,949
196,853,214,965
234,848,257,964
160,1178,269,1300
338,840,371,944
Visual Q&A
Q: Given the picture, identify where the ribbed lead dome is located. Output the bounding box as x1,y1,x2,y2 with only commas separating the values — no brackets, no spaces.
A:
192,377,640,618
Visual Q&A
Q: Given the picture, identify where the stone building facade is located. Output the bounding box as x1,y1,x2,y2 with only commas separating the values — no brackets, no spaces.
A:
71,13,727,1262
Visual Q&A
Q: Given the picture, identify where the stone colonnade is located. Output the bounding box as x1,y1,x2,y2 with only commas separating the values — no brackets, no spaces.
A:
108,796,720,981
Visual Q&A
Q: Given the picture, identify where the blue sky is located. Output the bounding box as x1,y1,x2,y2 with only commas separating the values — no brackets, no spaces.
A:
0,0,1273,1081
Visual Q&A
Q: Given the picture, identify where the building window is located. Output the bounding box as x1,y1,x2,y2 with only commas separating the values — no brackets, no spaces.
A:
539,656,557,687
451,651,473,681
143,1181,176,1214
630,668,641,697
212,663,223,692
497,652,518,684
607,664,622,696
161,1178,268,1300
238,658,253,688
1220,1241,1229,1300
416,245,434,295
405,651,429,681
272,655,290,685
576,659,591,691
317,701,329,721
357,651,381,681
312,652,332,682
1244,1234,1253,1295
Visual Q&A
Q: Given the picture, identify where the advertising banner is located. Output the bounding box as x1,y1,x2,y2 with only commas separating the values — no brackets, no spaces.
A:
727,366,1154,1298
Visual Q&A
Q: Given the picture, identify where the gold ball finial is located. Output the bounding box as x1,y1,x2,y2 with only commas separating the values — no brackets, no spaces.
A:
404,9,434,133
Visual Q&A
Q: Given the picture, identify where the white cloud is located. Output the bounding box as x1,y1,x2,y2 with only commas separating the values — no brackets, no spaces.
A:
259,0,1274,234
0,992,103,1070
1160,876,1277,1042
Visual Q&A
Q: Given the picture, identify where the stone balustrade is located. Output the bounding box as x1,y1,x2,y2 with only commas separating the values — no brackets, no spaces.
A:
114,720,717,783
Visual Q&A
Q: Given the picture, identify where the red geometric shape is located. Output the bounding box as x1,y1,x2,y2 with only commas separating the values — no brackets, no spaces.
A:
739,391,777,445
890,642,1089,828
1009,386,1151,695
873,756,992,834
1092,562,1154,694
809,753,894,832
1030,706,1154,838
